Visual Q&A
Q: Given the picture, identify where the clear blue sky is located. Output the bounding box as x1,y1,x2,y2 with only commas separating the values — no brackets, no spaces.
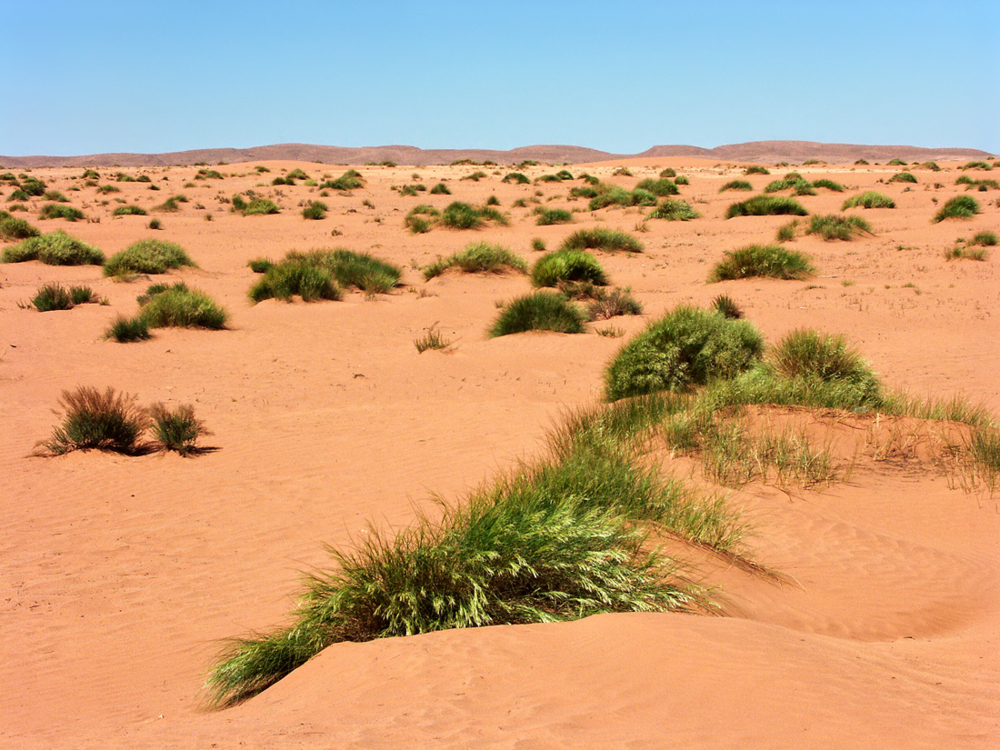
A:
2,0,997,156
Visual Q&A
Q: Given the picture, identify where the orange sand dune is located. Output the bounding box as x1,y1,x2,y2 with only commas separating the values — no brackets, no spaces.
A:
1,157,998,748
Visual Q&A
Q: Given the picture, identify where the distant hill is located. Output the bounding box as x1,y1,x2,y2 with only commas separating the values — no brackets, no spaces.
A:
0,140,991,168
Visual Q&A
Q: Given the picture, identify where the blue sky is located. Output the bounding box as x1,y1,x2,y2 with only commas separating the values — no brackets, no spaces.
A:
2,0,997,156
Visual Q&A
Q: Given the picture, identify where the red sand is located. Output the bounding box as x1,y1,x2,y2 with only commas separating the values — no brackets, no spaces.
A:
1,158,998,748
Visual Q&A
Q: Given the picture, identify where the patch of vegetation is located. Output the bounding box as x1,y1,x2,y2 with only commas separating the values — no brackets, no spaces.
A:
429,182,451,195
932,195,980,222
502,172,530,185
43,190,69,202
719,180,752,192
711,294,742,319
585,287,642,321
19,177,46,196
414,325,451,353
568,186,598,199
969,230,997,247
28,283,100,312
810,179,844,192
404,204,440,233
0,214,40,240
439,201,508,229
675,175,690,186
841,192,895,210
461,171,487,182
587,184,658,211
105,315,150,343
945,246,987,261
531,249,608,288
248,262,342,303
744,166,770,175
320,170,365,190
560,228,643,253
960,161,992,171
40,203,85,221
302,201,328,220
42,387,149,455
424,242,527,280
725,195,808,218
490,291,586,336
148,402,210,455
635,178,679,196
767,329,881,404
647,199,699,221
153,197,181,212
97,185,120,194
887,172,917,184
535,208,573,225
138,282,228,329
604,306,764,400
2,231,105,265
805,214,872,241
763,178,815,195
104,239,195,276
112,205,147,216
917,161,941,171
775,219,799,243
242,199,281,216
709,245,814,282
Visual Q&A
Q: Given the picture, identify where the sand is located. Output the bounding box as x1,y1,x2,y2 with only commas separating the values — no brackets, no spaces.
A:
1,157,998,748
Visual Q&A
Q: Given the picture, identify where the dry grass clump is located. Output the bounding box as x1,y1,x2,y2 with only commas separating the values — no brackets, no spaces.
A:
43,387,150,455
424,242,527,280
147,403,211,456
584,287,642,321
2,230,105,265
709,245,814,282
414,324,451,353
104,239,195,276
490,291,586,336
28,283,101,312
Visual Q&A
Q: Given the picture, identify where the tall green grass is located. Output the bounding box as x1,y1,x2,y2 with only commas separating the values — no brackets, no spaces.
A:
104,240,195,276
2,231,105,265
725,196,808,218
560,228,643,253
531,249,607,288
424,242,527,280
490,291,586,336
841,192,895,210
933,196,980,222
709,245,814,282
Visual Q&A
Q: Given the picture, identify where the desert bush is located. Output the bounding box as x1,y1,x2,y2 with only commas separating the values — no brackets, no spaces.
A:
969,230,998,246
0,214,40,240
43,387,150,455
286,169,308,180
647,199,699,221
535,208,573,225
960,161,992,171
105,315,151,343
854,159,869,165
586,287,642,321
675,175,690,185
286,249,401,293
320,170,365,190
2,231,105,265
490,291,586,336
243,199,280,216
531,250,607,288
709,244,814,282
719,180,752,192
744,166,770,175
775,220,799,242
81,169,100,179
568,186,598,199
97,185,120,194
429,182,451,194
43,190,69,202
725,196,808,218
810,179,845,192
148,219,162,230
887,172,917,184
302,201,328,220
20,177,46,196
249,262,341,303
138,282,228,329
69,285,99,304
438,201,507,229
40,204,85,221
196,169,225,180
658,168,676,178
104,239,195,276
944,246,987,261
112,205,147,216
932,195,980,222
888,158,907,166
711,294,742,319
805,214,872,240
148,402,210,455
29,283,73,311
604,306,764,400
763,178,814,195
917,161,941,171
560,227,643,253
153,197,181,212
424,242,527,280
502,172,530,184
767,329,881,404
7,189,30,201
841,192,895,210
635,178,679,196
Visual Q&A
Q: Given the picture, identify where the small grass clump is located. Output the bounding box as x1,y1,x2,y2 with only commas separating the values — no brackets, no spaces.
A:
249,262,341,303
105,315,151,343
43,190,69,202
709,245,814,282
424,242,527,280
944,246,987,261
242,199,280,216
960,161,992,171
302,201,328,220
604,306,764,400
805,214,872,241
489,291,586,337
531,249,608,288
413,325,451,353
841,192,895,210
404,204,440,233
711,294,742,319
744,166,770,175
969,230,997,247
647,199,699,221
763,179,815,196
535,208,573,225
291,249,401,293
719,180,752,192
248,257,275,273
725,195,808,219
319,170,365,190
560,228,643,253
429,182,451,195
28,283,100,311
148,402,210,456
887,172,917,184
775,219,799,243
767,329,881,404
502,172,530,184
440,201,507,229
634,178,679,196
104,239,195,276
112,205,147,217
0,214,40,240
43,387,150,455
811,179,845,192
138,282,228,329
2,230,105,266
932,195,980,222
40,204,85,221
585,287,642,321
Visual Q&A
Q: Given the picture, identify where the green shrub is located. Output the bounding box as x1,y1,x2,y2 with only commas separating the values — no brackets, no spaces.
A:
321,170,365,190
30,283,73,311
767,329,881,404
284,249,402,293
248,262,341,303
424,242,527,280
43,190,69,202
69,285,99,305
196,169,225,180
286,169,308,180
604,306,765,400
248,257,274,273
0,215,40,240
969,230,998,246
40,204,85,221
888,158,907,166
405,204,440,233
719,180,752,192
960,161,992,171
7,189,31,201
658,168,676,178
112,205,147,216
647,199,699,221
531,237,546,252
414,325,450,353
917,161,941,171
97,185,120,194
20,177,46,196
841,192,895,210
429,182,451,194
438,201,507,229
153,197,181,212
555,170,574,181
489,291,586,337
744,166,770,175
82,169,100,179
854,159,869,165
2,231,105,265
535,208,573,225
635,178,678,196
560,227,643,253
43,387,150,454
302,201,327,220
887,172,917,184
805,214,872,241
243,199,280,216
104,239,194,276
148,219,162,230
502,172,530,184
675,175,690,186
138,282,228,329
531,249,607,287
105,315,151,343
725,195,808,218
932,195,980,222
810,179,845,192
709,244,814,282
148,402,210,455
569,186,598,199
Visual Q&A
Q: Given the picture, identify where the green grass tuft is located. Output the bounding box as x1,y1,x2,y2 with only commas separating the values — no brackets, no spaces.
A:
429,182,451,194
719,180,752,192
635,178,679,196
138,282,228,329
43,387,150,455
424,242,527,280
531,249,608,288
0,214,40,240
725,195,808,218
887,172,917,184
560,228,643,253
709,245,814,282
744,166,770,175
841,192,895,210
112,205,147,216
490,291,586,336
535,208,573,225
40,204,85,221
805,214,872,241
148,402,210,455
647,199,699,221
767,329,881,405
242,199,280,216
105,315,151,343
969,230,997,247
104,239,195,276
810,179,845,192
932,195,980,222
2,230,105,265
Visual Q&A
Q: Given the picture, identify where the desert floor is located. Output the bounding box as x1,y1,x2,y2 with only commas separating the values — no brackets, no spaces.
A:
2,157,998,749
